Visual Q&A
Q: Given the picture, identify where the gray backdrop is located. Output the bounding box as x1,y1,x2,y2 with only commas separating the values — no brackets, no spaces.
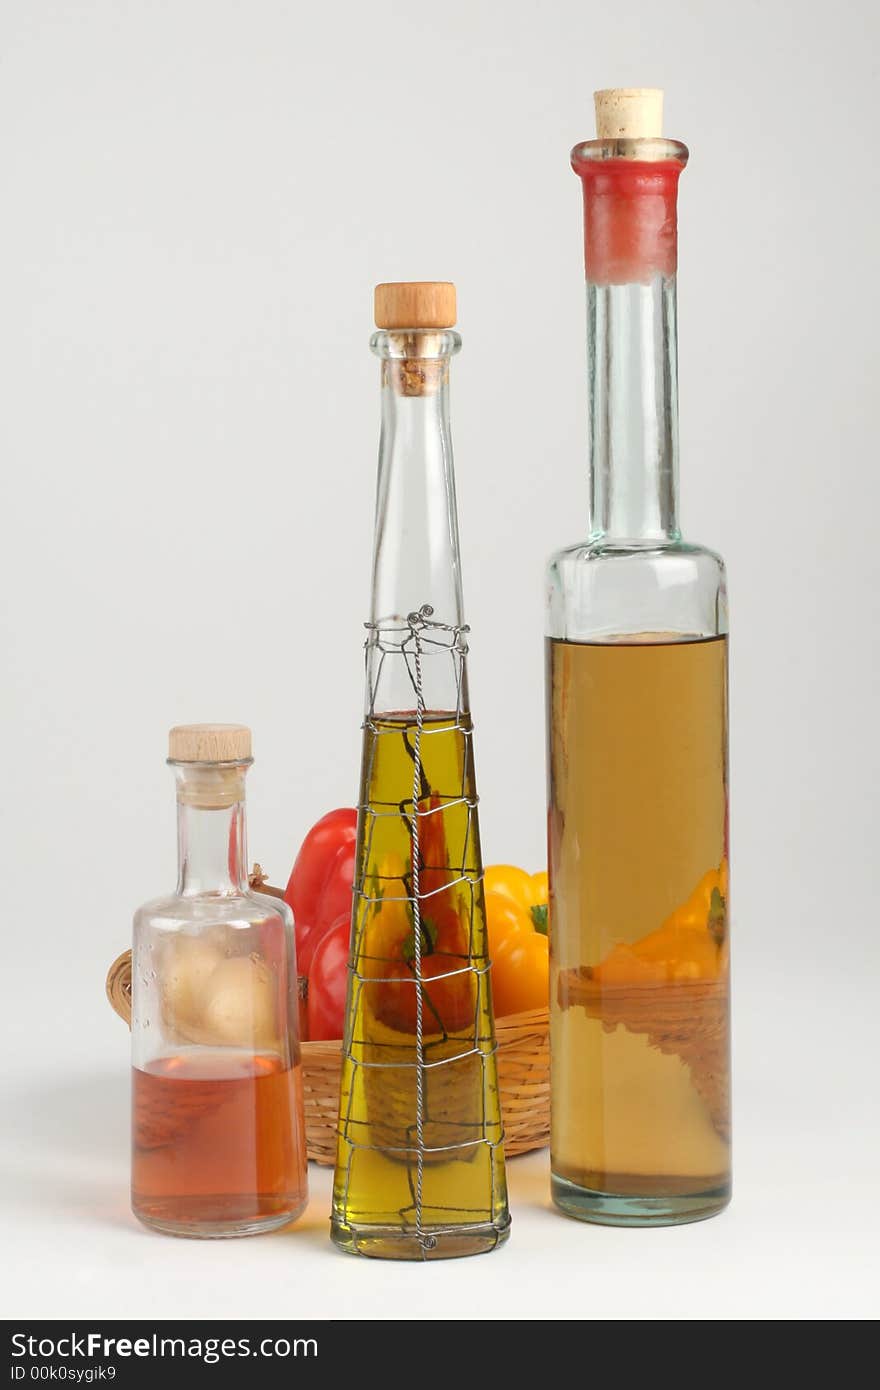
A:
2,0,876,1320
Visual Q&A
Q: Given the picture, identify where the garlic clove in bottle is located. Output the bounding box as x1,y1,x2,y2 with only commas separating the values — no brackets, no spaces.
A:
162,935,223,1028
202,955,277,1051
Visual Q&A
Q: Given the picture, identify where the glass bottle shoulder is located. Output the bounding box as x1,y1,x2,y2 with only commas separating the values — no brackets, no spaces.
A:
133,888,292,936
130,888,298,1074
547,535,726,582
546,537,727,642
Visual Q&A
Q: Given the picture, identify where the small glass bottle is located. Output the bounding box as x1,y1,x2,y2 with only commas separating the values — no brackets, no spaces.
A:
331,282,510,1260
131,723,308,1238
547,90,731,1226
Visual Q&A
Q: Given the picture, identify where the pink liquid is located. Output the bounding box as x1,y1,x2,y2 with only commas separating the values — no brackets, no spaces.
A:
132,1050,308,1232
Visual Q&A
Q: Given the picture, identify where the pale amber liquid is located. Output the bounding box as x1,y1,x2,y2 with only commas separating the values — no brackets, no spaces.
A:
547,635,730,1198
132,1050,308,1232
331,714,508,1255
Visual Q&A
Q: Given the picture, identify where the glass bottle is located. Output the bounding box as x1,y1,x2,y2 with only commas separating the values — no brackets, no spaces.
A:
546,90,731,1226
331,282,510,1260
131,723,308,1237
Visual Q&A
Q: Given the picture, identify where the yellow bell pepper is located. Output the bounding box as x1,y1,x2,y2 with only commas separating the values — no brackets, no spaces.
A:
592,859,728,984
483,864,549,934
481,864,550,1018
662,861,727,941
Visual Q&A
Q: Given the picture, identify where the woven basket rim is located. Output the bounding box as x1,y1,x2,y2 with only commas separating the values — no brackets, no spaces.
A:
105,947,548,1039
302,1004,549,1057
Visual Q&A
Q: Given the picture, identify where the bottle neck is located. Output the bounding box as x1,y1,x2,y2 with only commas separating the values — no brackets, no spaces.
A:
587,272,680,542
369,329,465,630
173,764,249,896
572,143,687,545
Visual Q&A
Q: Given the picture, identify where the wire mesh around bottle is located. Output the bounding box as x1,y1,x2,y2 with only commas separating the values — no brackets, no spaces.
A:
333,605,508,1255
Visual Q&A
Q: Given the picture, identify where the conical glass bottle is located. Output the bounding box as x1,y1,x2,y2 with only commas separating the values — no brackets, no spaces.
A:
331,282,510,1260
546,90,731,1226
131,724,308,1237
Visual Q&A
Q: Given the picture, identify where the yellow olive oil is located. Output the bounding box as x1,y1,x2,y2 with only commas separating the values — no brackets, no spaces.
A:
547,636,731,1221
331,712,509,1259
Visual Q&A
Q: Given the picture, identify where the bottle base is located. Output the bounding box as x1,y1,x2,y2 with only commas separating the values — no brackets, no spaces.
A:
330,1216,511,1261
551,1173,730,1228
133,1195,308,1240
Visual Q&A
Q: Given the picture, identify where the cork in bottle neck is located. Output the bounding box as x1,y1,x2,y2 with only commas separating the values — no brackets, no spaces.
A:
173,765,246,810
372,283,459,397
374,282,456,331
573,87,687,166
594,88,664,139
168,724,252,809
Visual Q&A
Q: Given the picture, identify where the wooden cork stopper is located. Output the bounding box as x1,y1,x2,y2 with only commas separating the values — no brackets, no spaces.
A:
594,88,663,139
375,282,457,330
168,724,252,764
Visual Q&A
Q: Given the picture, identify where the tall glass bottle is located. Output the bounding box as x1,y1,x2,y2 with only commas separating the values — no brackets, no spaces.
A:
547,90,731,1226
131,724,308,1237
331,282,510,1260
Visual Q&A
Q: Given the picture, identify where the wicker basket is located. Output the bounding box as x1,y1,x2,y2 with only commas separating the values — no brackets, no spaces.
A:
107,873,549,1165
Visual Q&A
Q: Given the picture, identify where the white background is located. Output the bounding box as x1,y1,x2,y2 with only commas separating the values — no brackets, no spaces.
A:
2,0,878,1320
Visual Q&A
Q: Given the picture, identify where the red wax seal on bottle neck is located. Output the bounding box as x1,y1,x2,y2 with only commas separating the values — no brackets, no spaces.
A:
573,154,685,286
